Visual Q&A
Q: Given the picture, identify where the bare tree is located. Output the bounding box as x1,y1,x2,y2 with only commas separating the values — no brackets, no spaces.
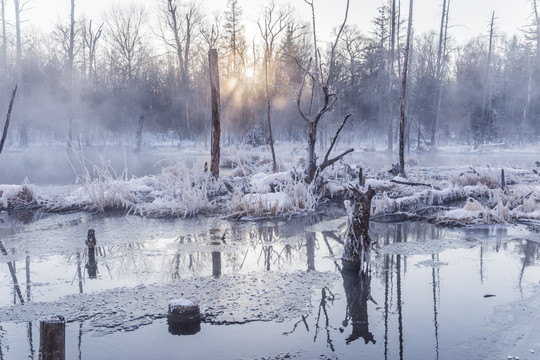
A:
67,0,75,148
83,19,103,86
104,2,147,82
387,0,397,153
158,0,201,136
13,0,29,147
257,1,291,173
297,0,354,184
398,0,413,176
430,0,451,148
479,11,496,146
158,0,201,88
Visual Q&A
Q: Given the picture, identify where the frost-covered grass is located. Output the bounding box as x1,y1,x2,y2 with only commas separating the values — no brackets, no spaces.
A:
228,171,320,218
3,143,540,224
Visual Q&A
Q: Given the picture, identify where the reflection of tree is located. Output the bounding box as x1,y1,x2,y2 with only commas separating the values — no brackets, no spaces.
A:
342,269,375,345
0,240,24,304
314,287,336,351
517,239,540,292
306,232,316,271
212,251,221,277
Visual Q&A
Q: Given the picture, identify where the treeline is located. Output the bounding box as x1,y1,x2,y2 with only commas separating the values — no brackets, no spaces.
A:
0,0,539,149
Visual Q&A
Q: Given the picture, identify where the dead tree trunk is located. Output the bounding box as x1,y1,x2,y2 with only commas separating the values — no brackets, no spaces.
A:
480,12,495,145
399,0,413,176
209,49,221,178
67,0,75,149
342,186,376,272
431,0,449,147
134,113,144,152
0,85,17,155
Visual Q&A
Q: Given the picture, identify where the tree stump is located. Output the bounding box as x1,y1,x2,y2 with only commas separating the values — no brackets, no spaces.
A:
39,315,65,360
85,229,97,278
342,186,376,273
167,299,201,335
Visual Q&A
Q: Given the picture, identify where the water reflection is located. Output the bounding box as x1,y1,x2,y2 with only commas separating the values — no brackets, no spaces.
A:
341,270,375,345
1,213,540,359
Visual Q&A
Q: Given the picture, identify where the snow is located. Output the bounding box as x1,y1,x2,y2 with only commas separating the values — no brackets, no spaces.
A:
250,171,292,193
169,298,197,307
463,285,540,360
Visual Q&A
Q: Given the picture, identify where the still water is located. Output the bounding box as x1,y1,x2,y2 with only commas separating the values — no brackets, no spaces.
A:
0,208,539,359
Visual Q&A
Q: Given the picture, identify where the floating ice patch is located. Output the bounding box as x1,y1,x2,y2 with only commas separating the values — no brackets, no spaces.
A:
378,238,476,256
415,259,449,268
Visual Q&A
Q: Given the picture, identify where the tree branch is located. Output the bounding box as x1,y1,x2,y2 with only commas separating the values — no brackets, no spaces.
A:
319,148,354,171
0,85,17,155
321,113,352,165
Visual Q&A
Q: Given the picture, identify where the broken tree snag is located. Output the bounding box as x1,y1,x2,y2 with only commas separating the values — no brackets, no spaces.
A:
501,169,505,189
209,48,221,178
0,84,18,155
168,299,201,335
39,315,65,360
342,186,376,273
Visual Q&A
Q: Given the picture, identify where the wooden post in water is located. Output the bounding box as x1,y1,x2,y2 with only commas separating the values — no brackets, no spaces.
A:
39,315,65,360
85,229,97,278
209,49,221,178
168,299,201,335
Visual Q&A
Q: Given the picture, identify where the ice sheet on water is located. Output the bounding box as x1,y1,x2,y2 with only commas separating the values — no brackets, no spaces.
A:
0,271,339,335
459,284,540,360
377,237,477,256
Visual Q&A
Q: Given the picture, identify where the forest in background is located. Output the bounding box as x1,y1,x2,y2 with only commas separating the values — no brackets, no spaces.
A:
1,0,540,151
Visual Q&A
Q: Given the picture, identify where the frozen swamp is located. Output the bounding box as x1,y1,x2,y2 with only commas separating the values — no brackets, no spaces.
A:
1,144,540,359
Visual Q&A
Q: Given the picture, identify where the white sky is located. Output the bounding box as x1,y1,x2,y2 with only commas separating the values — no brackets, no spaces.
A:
5,0,534,45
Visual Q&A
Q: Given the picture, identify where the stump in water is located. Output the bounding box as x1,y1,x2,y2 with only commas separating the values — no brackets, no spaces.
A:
85,229,96,249
39,315,65,360
342,186,376,273
168,299,201,335
85,229,97,279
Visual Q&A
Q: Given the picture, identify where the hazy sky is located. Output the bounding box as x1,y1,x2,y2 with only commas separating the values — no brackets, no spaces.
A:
9,0,535,44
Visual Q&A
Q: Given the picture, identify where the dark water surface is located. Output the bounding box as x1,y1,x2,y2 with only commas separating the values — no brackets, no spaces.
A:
0,208,539,359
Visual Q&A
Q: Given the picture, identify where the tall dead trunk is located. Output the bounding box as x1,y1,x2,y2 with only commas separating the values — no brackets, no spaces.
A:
13,0,26,148
264,48,277,173
480,12,495,145
209,49,221,178
67,0,75,149
399,0,413,176
431,0,449,148
387,0,397,153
